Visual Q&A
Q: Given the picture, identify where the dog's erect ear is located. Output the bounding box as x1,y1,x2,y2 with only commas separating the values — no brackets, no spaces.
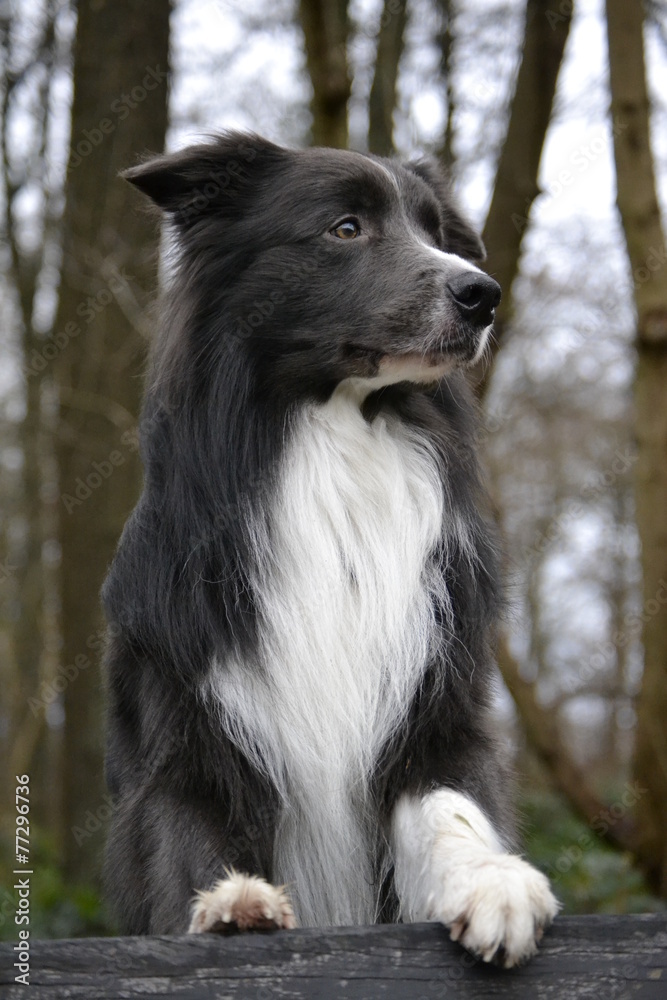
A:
122,131,285,219
406,158,486,264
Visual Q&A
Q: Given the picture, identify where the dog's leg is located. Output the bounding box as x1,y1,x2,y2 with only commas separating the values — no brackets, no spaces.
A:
105,785,293,934
188,870,295,933
391,788,559,967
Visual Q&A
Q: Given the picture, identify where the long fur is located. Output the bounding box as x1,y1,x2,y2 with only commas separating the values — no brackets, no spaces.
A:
206,392,457,925
102,132,516,935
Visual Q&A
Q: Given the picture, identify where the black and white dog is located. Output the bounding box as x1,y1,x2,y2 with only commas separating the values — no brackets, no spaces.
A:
102,132,557,965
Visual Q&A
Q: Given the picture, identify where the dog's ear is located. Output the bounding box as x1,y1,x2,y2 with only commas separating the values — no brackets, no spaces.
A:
406,158,486,264
122,131,285,220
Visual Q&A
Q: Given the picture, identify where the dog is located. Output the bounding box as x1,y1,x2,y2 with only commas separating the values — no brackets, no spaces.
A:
102,131,558,965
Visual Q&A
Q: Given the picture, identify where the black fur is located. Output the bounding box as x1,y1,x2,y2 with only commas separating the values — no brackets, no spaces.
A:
102,132,512,934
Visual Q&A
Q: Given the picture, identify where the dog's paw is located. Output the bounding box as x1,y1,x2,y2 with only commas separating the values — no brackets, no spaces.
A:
428,853,559,967
188,871,296,934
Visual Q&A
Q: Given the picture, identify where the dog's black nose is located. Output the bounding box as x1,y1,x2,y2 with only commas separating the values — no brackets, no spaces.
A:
447,273,501,327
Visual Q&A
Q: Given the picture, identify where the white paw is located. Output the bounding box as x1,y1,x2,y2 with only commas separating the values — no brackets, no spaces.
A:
428,852,559,967
188,870,296,934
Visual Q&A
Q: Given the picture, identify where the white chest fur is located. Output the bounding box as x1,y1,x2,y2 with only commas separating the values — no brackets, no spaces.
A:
206,385,451,926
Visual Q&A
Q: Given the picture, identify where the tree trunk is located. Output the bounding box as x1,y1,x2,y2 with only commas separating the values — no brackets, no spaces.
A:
1,0,60,830
368,0,408,156
299,0,351,148
53,0,170,883
606,0,667,896
474,0,573,396
435,0,455,169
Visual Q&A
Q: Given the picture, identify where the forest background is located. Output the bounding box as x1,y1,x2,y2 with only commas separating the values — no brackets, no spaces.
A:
1,0,666,937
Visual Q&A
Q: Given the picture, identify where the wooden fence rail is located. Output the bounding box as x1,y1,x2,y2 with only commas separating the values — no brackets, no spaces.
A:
1,913,666,999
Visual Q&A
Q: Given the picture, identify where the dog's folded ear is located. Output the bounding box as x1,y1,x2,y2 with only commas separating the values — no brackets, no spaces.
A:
121,131,285,221
406,158,486,264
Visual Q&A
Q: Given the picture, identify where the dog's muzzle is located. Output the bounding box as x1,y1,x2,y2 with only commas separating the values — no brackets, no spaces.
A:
447,272,501,329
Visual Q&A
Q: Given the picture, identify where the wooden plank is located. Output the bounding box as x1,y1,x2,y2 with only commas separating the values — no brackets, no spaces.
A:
1,915,665,999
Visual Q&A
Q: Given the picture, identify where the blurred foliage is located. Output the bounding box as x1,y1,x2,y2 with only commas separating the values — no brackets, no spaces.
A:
521,786,665,916
0,825,115,941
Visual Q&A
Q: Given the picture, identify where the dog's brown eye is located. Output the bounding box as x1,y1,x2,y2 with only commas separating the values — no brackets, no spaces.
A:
332,219,360,239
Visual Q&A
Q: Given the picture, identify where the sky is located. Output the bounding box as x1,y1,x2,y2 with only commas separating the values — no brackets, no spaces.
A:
168,0,667,231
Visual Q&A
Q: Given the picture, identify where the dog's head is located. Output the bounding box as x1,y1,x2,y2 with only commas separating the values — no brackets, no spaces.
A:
124,132,500,400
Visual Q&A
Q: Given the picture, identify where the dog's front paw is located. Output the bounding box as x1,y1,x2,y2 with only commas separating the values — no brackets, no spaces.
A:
188,870,296,933
429,853,559,967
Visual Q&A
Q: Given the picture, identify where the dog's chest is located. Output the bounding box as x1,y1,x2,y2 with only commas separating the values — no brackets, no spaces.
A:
259,391,445,765
210,389,448,924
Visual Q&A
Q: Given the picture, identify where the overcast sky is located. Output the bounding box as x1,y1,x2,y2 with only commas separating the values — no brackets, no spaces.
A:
169,0,667,230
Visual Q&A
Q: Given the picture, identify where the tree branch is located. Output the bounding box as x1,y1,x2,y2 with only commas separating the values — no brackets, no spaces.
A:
496,633,639,854
473,0,573,397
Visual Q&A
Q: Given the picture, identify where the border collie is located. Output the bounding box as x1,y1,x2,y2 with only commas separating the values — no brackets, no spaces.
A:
102,132,558,965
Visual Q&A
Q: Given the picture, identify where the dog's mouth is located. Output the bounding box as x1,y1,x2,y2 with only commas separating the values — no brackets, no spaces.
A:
343,337,477,384
376,352,457,384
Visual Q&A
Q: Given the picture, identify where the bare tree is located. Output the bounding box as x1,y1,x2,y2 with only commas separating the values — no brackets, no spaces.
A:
606,0,667,896
52,0,170,882
476,0,573,393
1,0,66,833
434,0,455,167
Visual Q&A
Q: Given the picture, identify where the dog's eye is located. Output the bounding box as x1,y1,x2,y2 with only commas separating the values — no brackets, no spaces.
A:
331,218,361,240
